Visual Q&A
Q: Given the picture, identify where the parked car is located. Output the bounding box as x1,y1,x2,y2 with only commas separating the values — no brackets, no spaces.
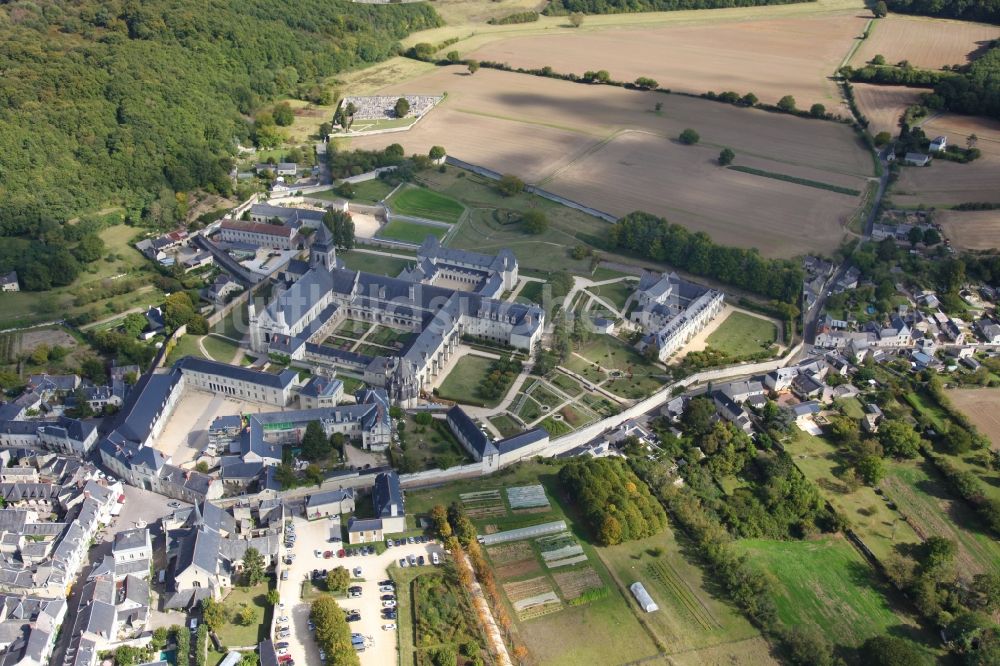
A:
275,643,289,650
418,555,425,566
353,567,362,577
314,549,322,558
346,613,361,622
168,501,181,508
381,594,395,601
348,590,361,598
382,623,397,631
399,558,407,567
280,571,289,581
337,549,346,558
379,585,394,593
348,585,362,593
278,656,292,664
276,649,289,657
407,536,415,544
308,621,315,631
382,600,396,608
382,610,397,620
378,579,394,587
385,539,393,548
431,552,440,565
408,554,416,566
324,551,333,559
278,616,289,624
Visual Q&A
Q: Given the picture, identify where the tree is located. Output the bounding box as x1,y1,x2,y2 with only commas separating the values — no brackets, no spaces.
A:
328,566,350,592
862,635,923,665
114,645,147,666
634,77,658,90
497,174,525,197
336,181,355,198
273,102,294,127
243,547,266,586
236,603,257,626
809,103,826,117
201,598,227,632
311,595,360,666
275,464,297,489
874,131,892,146
777,95,796,111
681,397,716,438
878,420,922,458
267,589,281,605
323,209,356,250
678,128,700,145
467,60,480,75
967,133,979,149
742,92,758,106
874,0,888,17
74,234,105,263
922,228,941,245
872,54,887,65
569,12,584,27
908,226,925,246
195,461,210,473
394,97,410,118
300,420,330,461
785,625,836,666
718,148,735,166
521,210,548,234
857,455,886,485
122,312,148,338
446,50,460,62
428,145,446,160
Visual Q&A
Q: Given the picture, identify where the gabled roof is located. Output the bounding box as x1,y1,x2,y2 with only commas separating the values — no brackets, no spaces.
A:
220,219,294,238
446,406,496,458
175,357,298,391
373,471,403,519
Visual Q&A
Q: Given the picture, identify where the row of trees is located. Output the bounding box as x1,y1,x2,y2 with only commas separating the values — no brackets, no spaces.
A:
885,0,1000,23
607,211,804,302
478,355,523,401
543,0,808,16
559,457,667,545
323,210,356,250
311,596,360,666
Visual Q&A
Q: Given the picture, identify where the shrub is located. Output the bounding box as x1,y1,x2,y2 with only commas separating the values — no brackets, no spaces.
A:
497,174,525,197
678,128,700,145
777,95,796,111
718,148,735,165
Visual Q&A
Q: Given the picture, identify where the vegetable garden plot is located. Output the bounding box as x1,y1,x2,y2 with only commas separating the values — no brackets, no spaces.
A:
460,489,507,519
503,577,563,620
553,567,604,600
506,484,551,510
646,560,720,631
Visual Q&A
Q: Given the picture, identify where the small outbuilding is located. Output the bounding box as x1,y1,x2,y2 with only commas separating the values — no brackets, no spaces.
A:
630,582,658,613
904,152,930,166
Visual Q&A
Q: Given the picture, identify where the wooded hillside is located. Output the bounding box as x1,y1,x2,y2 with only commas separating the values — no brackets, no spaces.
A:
0,0,440,229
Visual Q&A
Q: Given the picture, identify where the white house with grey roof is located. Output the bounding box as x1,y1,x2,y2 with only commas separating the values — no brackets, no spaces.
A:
175,356,300,407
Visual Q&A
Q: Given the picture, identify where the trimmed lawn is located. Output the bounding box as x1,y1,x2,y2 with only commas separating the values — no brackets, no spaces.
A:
705,311,778,359
399,413,472,470
735,537,931,654
572,335,664,398
166,335,207,365
388,184,465,223
203,335,240,363
377,219,448,245
586,280,635,312
338,251,410,277
215,582,272,648
550,372,583,396
314,178,396,204
488,413,523,438
437,354,507,407
517,281,545,306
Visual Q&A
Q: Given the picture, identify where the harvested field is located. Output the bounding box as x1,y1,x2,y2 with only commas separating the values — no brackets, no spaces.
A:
496,558,542,581
852,15,1000,70
937,210,1000,251
469,13,867,114
851,83,922,137
892,113,1000,207
545,131,863,258
946,388,1000,449
504,576,554,603
552,567,604,601
347,66,873,257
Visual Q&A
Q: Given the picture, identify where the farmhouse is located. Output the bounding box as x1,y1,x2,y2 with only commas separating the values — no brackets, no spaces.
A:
347,471,406,544
249,238,543,406
218,220,299,250
930,136,947,152
975,318,1000,344
0,271,19,292
630,271,724,362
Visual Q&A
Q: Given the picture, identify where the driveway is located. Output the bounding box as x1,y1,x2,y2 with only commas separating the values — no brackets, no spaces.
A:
276,514,445,666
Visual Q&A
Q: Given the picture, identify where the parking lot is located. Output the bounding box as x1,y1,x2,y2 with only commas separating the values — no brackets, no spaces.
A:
275,514,445,666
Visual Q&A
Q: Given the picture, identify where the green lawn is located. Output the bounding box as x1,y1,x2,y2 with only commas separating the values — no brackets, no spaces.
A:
314,178,397,204
572,335,665,399
437,355,509,407
735,538,931,654
203,335,240,363
705,311,778,359
377,219,448,245
488,413,523,438
166,335,208,365
586,280,635,312
417,168,609,276
399,413,472,470
550,372,584,396
388,184,465,223
516,281,545,306
215,582,272,648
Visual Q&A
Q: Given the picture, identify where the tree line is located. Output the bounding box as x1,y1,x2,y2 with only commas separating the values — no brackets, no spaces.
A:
0,0,440,226
543,0,811,15
885,0,1000,23
559,457,667,545
607,211,804,303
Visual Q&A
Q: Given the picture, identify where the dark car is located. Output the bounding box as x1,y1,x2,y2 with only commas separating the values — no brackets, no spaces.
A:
348,585,362,593
381,594,395,601
417,555,425,566
382,610,397,620
346,613,361,622
275,643,289,649
378,579,394,587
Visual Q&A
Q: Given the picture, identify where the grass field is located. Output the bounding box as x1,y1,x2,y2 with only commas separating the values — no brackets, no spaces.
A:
388,184,465,223
783,429,922,561
314,178,396,204
202,335,240,363
881,461,1000,577
436,354,507,407
166,335,208,366
568,335,665,399
215,582,272,647
338,250,411,277
735,537,927,651
347,65,872,258
488,413,523,438
705,311,778,359
946,388,1000,448
851,15,1000,71
376,219,448,245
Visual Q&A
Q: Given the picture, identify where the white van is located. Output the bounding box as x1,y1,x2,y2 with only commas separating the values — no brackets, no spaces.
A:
431,552,440,565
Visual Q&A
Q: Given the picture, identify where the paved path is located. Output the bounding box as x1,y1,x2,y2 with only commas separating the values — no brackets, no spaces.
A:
458,551,513,666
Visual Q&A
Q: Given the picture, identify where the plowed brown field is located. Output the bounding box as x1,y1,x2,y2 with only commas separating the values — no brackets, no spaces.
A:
853,15,1000,70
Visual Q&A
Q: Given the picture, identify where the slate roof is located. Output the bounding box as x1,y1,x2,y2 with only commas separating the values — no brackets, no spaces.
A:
220,219,294,238
374,471,403,519
300,376,342,399
496,428,549,453
446,406,496,458
114,528,148,552
347,517,383,532
307,488,355,508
